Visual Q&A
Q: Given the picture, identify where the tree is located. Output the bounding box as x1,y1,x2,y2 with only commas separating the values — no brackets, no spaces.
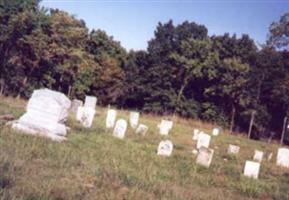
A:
268,13,289,49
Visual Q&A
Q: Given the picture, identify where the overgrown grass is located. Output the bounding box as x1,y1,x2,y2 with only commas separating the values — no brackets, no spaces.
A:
0,96,288,200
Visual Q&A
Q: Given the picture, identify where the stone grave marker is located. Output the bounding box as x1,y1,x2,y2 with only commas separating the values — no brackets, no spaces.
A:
84,96,97,110
135,124,148,135
192,129,200,140
106,109,117,129
253,150,264,162
157,140,173,156
196,147,214,168
76,107,95,128
158,120,173,135
227,144,240,154
113,119,127,139
70,99,83,113
277,148,289,168
212,128,220,136
129,111,140,129
243,160,260,179
196,132,211,149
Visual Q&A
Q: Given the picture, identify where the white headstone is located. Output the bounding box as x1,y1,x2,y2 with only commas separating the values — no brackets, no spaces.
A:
129,111,140,129
106,109,117,129
243,161,260,179
159,120,173,135
157,140,173,156
76,107,95,128
135,124,148,135
227,144,240,154
277,148,289,168
212,128,220,136
192,129,200,140
84,96,97,110
253,150,264,162
113,119,127,139
196,147,214,168
196,132,211,149
70,99,83,113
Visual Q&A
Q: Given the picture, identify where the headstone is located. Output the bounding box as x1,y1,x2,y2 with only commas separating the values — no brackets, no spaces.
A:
129,111,140,129
196,132,211,149
70,99,83,113
196,147,214,168
135,124,148,135
158,120,173,135
106,109,117,129
11,88,71,141
84,96,97,110
227,144,240,154
243,161,260,179
157,140,173,156
253,150,264,162
212,128,220,136
192,129,200,140
76,107,95,128
276,148,289,168
192,149,198,155
113,119,127,139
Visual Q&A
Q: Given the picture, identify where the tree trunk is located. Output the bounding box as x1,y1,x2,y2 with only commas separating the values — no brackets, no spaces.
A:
248,110,256,139
230,104,236,134
173,83,186,118
281,116,288,145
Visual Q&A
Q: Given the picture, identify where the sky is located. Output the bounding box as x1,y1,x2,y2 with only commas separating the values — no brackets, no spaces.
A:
41,0,289,51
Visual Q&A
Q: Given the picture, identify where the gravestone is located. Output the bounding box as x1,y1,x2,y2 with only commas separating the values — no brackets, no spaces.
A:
158,120,173,135
276,148,289,168
243,161,260,179
157,140,173,156
12,88,71,142
212,128,220,136
196,147,214,168
129,111,140,129
227,144,240,154
84,96,97,110
76,107,95,128
196,132,211,149
192,129,200,140
70,99,83,113
106,109,117,129
135,124,148,135
253,150,264,162
113,119,127,139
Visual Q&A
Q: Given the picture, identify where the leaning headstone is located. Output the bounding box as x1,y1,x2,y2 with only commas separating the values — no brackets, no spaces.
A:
12,88,71,142
253,150,264,162
113,119,127,139
106,109,117,129
192,129,200,140
227,144,240,154
157,140,173,156
243,161,260,179
84,96,97,110
70,99,83,113
76,107,95,128
276,148,289,168
196,147,214,168
158,120,173,135
212,128,220,136
135,124,148,135
129,111,140,129
196,132,211,149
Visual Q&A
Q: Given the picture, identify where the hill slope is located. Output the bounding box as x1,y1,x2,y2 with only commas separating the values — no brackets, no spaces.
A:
0,97,288,200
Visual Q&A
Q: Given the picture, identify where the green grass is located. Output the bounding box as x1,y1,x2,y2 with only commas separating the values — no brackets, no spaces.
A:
0,96,289,200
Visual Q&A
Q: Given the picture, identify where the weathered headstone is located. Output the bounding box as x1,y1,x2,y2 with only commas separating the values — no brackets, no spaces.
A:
227,144,240,154
113,119,127,139
12,88,71,142
212,128,220,136
129,111,140,129
70,99,83,113
276,148,289,168
76,107,95,128
84,96,97,110
158,120,173,135
106,109,117,129
192,129,200,140
253,150,264,162
157,140,173,156
196,132,211,149
196,147,214,168
243,161,260,179
135,124,148,135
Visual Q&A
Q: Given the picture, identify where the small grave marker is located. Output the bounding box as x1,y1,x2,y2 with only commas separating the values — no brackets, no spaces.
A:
243,161,260,179
253,150,264,162
135,124,148,135
157,140,173,156
212,128,220,136
227,144,240,154
106,109,117,129
158,120,173,135
113,119,127,139
277,148,289,168
196,132,211,149
129,111,140,129
196,147,214,168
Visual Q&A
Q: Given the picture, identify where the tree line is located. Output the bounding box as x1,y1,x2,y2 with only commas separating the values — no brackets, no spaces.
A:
1,0,289,141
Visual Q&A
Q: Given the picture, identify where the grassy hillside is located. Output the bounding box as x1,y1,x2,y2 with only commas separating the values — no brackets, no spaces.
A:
0,96,288,200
